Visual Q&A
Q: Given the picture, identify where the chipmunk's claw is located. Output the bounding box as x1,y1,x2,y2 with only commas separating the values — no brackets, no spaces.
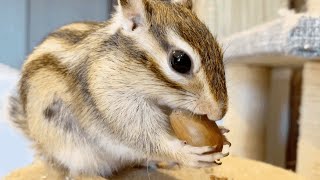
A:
219,126,230,134
214,160,222,165
223,152,230,157
224,140,231,147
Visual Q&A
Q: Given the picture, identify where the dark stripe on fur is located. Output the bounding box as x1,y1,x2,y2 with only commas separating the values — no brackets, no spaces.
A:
19,54,102,135
49,29,91,44
119,0,129,7
19,53,98,119
20,54,68,112
48,22,104,44
44,98,80,132
103,30,184,91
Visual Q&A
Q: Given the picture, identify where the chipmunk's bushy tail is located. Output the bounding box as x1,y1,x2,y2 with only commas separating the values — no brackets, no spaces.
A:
8,92,30,138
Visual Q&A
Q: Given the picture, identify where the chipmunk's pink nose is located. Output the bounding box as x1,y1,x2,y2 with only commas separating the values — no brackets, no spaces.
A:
197,102,227,121
207,110,225,121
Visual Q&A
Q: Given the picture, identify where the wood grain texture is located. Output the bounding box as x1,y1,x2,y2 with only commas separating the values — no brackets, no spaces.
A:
170,110,224,152
296,61,320,180
194,0,288,38
308,0,320,13
224,64,270,161
265,68,292,167
4,157,306,180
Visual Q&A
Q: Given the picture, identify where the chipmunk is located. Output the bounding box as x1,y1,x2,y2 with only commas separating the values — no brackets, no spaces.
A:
8,0,229,177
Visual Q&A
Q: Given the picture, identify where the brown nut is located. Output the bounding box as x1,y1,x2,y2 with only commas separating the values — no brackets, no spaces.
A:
170,110,224,152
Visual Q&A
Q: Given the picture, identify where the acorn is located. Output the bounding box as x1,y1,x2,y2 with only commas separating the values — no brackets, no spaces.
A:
170,110,227,153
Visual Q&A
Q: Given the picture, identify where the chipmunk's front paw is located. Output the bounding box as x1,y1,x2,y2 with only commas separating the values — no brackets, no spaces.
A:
177,142,229,168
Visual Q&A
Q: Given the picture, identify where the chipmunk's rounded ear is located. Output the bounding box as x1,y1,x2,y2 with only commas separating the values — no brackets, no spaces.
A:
172,0,192,10
117,0,148,32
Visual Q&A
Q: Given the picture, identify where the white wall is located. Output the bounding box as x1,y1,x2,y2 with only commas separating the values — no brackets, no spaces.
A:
28,0,111,52
0,0,28,68
0,0,112,69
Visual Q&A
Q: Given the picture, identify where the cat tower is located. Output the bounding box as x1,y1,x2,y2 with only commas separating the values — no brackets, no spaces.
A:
222,3,320,180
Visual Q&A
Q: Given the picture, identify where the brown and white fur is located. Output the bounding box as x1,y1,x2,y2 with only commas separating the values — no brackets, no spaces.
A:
8,0,229,177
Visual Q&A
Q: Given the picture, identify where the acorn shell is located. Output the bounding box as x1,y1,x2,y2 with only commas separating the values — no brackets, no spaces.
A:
170,110,224,152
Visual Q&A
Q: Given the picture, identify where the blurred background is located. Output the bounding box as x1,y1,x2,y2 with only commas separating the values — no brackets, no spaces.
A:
0,0,319,179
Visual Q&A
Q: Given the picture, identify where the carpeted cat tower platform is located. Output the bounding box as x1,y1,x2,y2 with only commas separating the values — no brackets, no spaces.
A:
223,12,320,180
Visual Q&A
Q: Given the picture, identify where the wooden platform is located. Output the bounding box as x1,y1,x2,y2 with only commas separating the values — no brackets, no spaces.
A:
4,156,305,180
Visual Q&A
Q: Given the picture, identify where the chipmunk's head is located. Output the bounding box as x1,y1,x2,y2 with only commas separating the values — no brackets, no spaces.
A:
109,0,228,120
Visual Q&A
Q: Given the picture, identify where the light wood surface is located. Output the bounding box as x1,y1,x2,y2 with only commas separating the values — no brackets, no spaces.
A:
194,0,288,38
224,64,270,161
296,61,320,180
4,156,306,180
308,0,320,14
265,68,292,167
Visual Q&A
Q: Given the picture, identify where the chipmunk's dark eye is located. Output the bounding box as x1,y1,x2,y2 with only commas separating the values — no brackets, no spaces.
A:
170,50,192,74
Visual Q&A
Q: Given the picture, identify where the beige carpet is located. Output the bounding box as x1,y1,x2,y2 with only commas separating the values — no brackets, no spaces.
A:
4,156,305,180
